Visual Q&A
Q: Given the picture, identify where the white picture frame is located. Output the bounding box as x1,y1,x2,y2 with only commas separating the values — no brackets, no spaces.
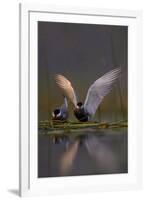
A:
19,3,142,197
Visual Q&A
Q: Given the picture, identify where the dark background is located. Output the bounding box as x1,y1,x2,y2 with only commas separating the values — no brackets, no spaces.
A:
38,21,128,122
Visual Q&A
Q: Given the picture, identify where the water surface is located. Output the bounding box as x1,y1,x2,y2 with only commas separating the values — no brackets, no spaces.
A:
38,128,128,177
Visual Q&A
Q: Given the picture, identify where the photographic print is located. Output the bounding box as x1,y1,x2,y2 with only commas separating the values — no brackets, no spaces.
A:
38,21,128,178
19,4,142,196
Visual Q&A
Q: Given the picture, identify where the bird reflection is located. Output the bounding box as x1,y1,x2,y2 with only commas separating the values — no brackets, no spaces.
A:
59,133,118,176
84,135,118,171
60,140,79,175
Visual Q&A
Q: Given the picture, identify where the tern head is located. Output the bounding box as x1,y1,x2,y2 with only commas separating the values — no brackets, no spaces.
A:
52,109,61,119
76,102,83,109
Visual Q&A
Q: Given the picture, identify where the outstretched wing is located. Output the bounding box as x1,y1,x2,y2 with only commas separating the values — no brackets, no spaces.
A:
84,68,121,116
55,74,77,107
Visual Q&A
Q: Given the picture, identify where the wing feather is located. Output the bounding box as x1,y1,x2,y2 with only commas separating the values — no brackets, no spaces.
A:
55,74,77,107
84,68,121,116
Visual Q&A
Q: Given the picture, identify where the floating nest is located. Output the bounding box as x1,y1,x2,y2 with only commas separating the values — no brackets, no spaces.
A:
39,120,128,135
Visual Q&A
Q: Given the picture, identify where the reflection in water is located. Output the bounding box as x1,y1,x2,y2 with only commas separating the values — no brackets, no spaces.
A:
85,135,118,172
60,140,79,175
38,128,128,177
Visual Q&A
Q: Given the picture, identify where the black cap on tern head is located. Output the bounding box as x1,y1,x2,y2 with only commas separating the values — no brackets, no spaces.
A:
54,109,60,115
77,102,83,107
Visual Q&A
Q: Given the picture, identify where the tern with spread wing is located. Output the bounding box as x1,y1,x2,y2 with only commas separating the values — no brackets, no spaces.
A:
55,68,121,122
